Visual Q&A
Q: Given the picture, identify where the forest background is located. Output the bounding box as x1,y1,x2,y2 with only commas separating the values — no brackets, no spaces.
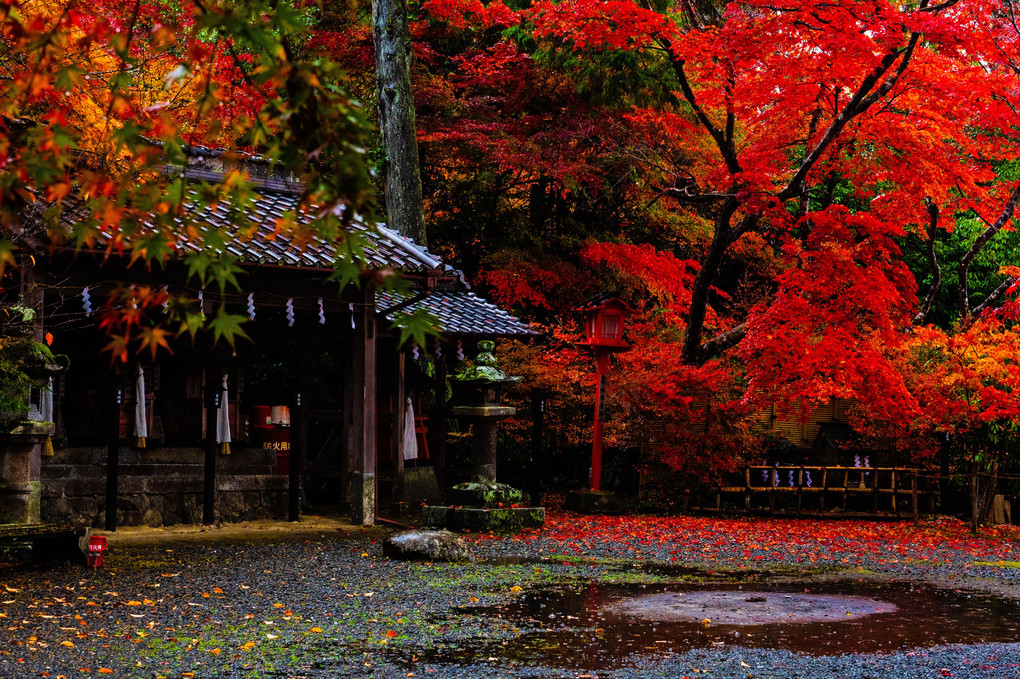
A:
3,0,1020,524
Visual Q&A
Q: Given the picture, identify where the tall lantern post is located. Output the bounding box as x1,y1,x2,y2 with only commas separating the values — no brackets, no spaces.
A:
576,295,633,492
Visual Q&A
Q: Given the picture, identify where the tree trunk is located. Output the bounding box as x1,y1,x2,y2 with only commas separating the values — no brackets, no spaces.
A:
970,461,998,534
372,0,427,247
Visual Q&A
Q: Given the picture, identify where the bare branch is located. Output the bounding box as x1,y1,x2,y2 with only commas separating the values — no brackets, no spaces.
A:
959,184,1020,319
700,322,747,359
778,32,921,202
972,276,1017,317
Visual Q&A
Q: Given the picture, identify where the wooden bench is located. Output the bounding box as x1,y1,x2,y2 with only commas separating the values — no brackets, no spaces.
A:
0,523,88,565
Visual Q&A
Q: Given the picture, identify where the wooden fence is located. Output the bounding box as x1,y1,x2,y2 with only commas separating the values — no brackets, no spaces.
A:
686,466,938,519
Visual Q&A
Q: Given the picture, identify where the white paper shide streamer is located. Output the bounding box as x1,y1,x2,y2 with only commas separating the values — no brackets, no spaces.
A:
217,373,231,455
134,365,147,448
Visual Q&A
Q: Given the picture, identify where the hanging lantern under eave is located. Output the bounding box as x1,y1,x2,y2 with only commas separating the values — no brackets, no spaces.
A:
576,295,634,349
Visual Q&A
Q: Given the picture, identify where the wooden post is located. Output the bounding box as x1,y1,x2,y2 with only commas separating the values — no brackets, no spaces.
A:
288,392,304,522
796,466,803,516
104,384,123,532
890,469,898,515
393,351,406,505
911,470,919,522
744,467,751,512
433,350,448,494
841,467,849,511
349,288,377,526
590,351,610,491
870,466,878,514
202,382,218,525
529,387,547,507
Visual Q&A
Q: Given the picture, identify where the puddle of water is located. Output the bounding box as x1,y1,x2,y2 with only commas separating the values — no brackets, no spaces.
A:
607,590,897,625
442,581,1020,668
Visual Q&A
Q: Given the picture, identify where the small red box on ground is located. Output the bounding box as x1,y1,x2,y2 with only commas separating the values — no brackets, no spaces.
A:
87,535,108,568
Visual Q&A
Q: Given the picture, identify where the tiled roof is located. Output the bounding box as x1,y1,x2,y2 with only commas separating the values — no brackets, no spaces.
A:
377,289,536,337
60,169,535,337
62,172,446,274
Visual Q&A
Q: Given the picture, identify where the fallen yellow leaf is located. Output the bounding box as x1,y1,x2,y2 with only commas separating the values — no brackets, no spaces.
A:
310,627,323,633
60,641,74,648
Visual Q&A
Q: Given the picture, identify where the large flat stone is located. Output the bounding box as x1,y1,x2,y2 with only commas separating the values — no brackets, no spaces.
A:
383,529,475,562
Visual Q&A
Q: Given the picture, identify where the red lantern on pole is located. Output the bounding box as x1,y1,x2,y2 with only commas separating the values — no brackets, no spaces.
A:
576,295,633,492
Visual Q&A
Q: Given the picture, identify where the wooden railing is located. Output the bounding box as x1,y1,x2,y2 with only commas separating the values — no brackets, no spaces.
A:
688,466,938,518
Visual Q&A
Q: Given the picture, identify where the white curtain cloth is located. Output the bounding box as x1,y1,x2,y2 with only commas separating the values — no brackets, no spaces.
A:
402,397,418,461
134,366,147,440
216,373,231,447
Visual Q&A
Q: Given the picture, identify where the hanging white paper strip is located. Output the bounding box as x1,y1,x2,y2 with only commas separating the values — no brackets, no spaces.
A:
286,298,295,327
82,287,92,316
247,292,256,320
318,297,325,324
349,303,356,329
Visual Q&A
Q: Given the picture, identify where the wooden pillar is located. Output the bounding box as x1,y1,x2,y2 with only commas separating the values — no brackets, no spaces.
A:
590,350,610,491
911,471,919,521
288,392,304,522
529,387,547,507
105,384,123,531
432,349,448,493
393,351,406,504
349,287,377,526
202,380,218,525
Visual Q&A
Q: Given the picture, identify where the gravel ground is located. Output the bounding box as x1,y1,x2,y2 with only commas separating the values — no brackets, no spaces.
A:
0,512,1018,679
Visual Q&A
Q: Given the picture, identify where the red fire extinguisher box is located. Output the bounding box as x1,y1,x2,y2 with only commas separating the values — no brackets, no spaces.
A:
87,535,108,568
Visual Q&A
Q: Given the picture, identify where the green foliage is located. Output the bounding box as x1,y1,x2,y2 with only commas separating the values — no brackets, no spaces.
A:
0,304,63,431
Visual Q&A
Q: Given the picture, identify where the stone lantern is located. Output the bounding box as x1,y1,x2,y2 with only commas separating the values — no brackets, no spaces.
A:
422,340,545,531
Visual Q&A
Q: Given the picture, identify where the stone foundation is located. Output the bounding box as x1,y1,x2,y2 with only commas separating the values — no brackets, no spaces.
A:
40,445,291,528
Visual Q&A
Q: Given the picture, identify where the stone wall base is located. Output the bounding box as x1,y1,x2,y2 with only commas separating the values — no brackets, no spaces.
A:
40,447,293,528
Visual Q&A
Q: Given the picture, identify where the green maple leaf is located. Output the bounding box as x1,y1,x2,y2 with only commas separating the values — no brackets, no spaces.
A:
207,306,250,347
